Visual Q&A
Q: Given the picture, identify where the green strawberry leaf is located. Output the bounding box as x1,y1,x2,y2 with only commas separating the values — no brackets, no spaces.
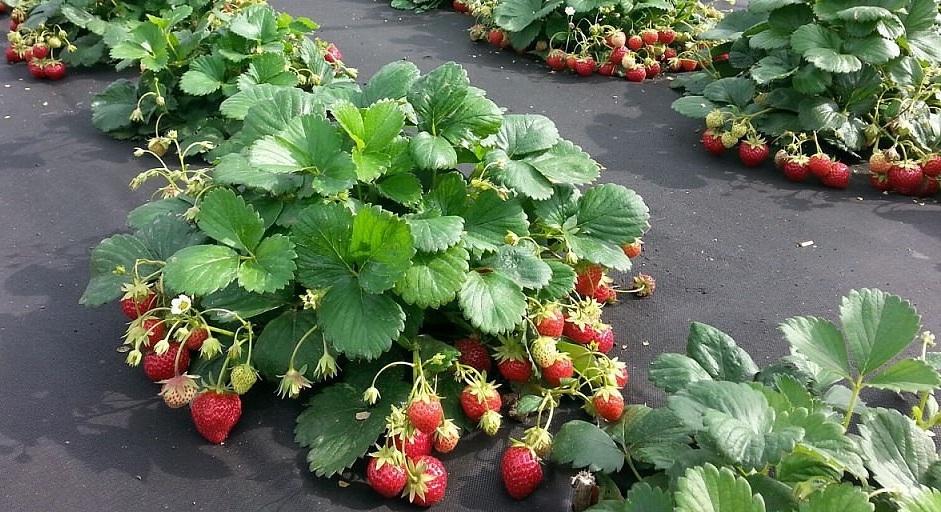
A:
197,188,265,252
318,280,405,360
608,405,692,469
552,420,624,473
407,62,502,147
180,54,228,96
668,381,804,469
491,114,560,157
405,213,465,252
481,243,552,289
866,359,941,393
201,284,292,322
857,408,938,496
409,131,458,171
249,114,356,195
109,22,168,71
650,353,714,393
360,60,421,106
839,288,921,376
253,309,324,382
461,190,529,253
459,270,527,334
900,489,941,512
80,234,156,306
675,464,766,512
493,0,564,32
686,322,759,383
394,245,470,308
237,234,297,293
537,260,577,300
91,79,138,132
799,484,873,512
295,363,410,477
163,244,240,296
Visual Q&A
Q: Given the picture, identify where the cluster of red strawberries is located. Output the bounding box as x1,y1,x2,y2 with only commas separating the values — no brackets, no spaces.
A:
866,149,940,197
362,241,653,505
5,10,69,81
120,287,244,446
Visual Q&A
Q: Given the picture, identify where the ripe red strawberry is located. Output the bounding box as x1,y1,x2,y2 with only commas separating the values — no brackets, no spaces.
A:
598,62,616,76
680,58,698,72
645,61,661,78
27,59,45,79
31,44,49,60
394,430,433,459
606,31,626,48
5,46,21,64
627,35,643,51
714,52,730,62
822,162,850,189
542,356,574,386
889,162,924,195
663,47,677,60
185,327,208,351
575,265,604,296
640,29,659,45
658,29,676,44
121,291,157,319
433,421,460,454
405,455,448,507
498,358,532,383
622,239,642,259
808,153,833,178
10,20,19,31
870,172,891,191
141,317,166,348
546,49,566,71
614,365,629,388
595,325,615,354
408,395,444,434
917,178,939,197
452,0,470,12
143,343,190,382
190,390,242,444
738,139,770,167
593,285,617,303
536,307,564,337
609,45,628,64
701,130,724,156
323,43,342,63
367,451,407,498
455,338,492,373
488,28,506,48
592,388,625,421
625,65,646,82
922,155,941,177
573,57,596,77
459,381,502,422
501,445,543,500
782,156,810,182
565,53,577,70
43,61,65,81
563,320,597,345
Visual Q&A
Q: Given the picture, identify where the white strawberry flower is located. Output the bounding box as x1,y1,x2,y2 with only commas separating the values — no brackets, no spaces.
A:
170,294,192,315
564,6,575,16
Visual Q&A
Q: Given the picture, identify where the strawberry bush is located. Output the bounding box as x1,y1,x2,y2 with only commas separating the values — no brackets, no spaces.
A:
80,10,656,498
393,0,724,82
672,0,941,197
4,0,217,79
553,289,941,511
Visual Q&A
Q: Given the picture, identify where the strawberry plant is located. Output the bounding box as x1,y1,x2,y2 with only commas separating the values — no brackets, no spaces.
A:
672,0,941,197
396,0,724,82
82,55,655,504
551,289,941,511
88,3,354,148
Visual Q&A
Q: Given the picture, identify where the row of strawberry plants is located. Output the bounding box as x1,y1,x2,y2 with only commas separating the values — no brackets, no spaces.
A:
672,0,941,197
8,1,663,506
557,289,941,511
394,0,725,83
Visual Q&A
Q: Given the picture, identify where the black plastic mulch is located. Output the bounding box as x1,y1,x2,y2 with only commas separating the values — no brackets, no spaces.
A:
1,0,939,510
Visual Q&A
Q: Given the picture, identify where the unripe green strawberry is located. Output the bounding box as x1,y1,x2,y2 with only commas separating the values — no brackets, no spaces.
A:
530,336,558,368
480,409,502,436
705,109,724,129
720,131,739,148
730,122,748,139
230,363,258,395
